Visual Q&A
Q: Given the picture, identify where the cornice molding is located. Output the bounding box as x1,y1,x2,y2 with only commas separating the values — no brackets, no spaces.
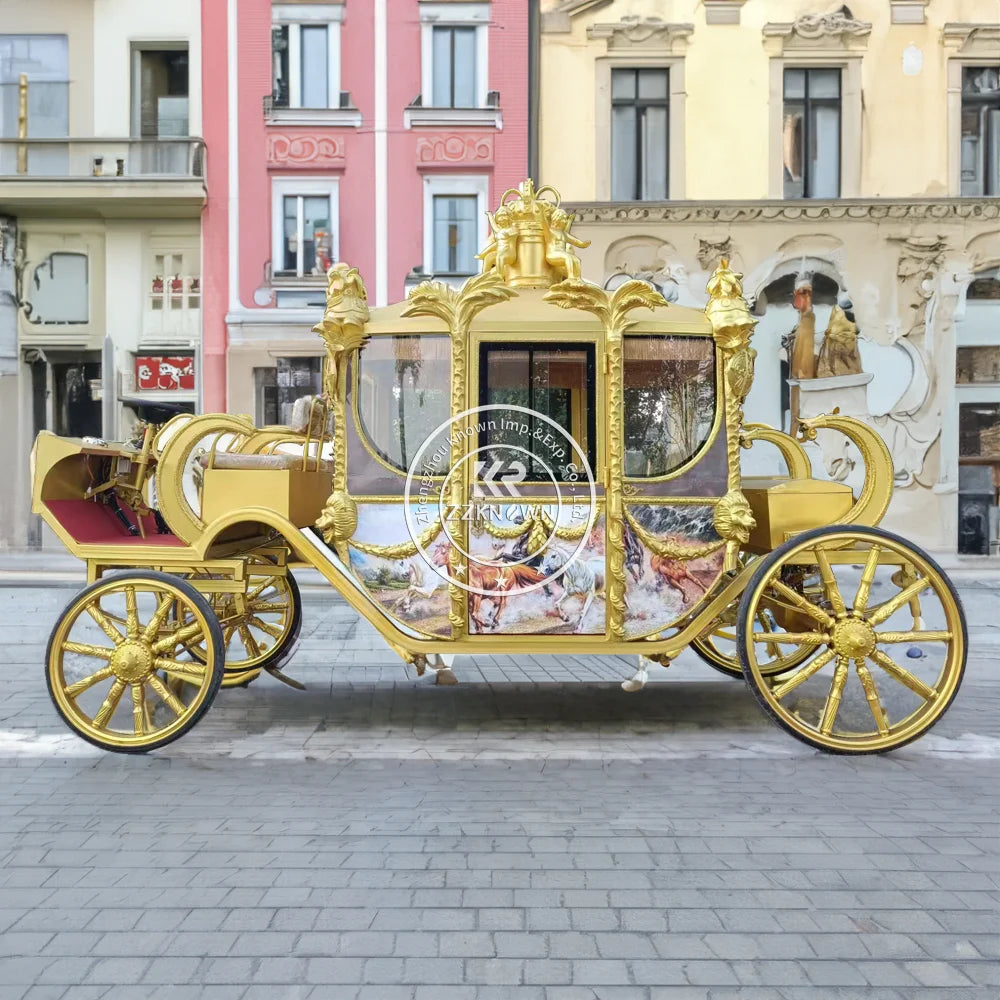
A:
541,0,613,34
561,199,1000,225
763,11,871,54
587,16,694,53
942,23,1000,56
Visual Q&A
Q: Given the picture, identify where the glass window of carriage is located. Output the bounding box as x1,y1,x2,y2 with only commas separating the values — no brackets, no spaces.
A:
479,343,595,482
355,335,452,474
623,336,716,478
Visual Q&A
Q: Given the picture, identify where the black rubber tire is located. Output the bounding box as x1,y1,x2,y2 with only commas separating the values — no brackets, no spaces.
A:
45,570,226,754
736,524,968,755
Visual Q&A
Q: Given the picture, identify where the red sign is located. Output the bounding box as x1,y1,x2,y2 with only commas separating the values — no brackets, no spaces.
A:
136,355,195,391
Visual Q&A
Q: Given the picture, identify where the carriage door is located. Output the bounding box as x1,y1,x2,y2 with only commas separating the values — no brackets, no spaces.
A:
468,342,604,635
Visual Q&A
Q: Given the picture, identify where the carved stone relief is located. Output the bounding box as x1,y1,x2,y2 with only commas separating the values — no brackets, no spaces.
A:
415,133,494,165
267,134,345,168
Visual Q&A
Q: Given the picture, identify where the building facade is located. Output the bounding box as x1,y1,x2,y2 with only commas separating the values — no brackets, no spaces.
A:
201,0,529,428
538,0,1000,556
0,0,205,547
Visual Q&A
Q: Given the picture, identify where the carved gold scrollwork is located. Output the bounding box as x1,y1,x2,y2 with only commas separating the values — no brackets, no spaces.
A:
545,277,668,639
402,270,518,635
798,411,894,529
705,259,758,570
739,423,812,480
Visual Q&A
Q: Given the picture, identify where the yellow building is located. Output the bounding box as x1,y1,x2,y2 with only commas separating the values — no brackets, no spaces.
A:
538,0,1000,556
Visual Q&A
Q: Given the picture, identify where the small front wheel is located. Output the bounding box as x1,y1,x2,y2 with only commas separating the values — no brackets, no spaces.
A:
46,572,225,753
737,525,967,754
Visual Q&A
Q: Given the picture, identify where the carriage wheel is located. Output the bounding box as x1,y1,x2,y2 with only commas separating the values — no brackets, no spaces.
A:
691,551,813,678
737,525,966,754
186,561,302,689
693,613,815,678
46,572,225,753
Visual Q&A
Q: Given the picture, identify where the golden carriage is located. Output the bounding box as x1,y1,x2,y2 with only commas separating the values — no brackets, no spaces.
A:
33,181,966,754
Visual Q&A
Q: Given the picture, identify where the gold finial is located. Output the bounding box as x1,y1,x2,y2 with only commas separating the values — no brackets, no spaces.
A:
476,179,591,288
704,257,756,349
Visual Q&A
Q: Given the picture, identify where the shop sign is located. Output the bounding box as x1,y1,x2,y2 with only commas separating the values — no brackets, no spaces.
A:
136,355,195,390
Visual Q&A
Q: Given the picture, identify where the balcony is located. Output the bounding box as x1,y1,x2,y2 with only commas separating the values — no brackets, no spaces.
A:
0,138,206,218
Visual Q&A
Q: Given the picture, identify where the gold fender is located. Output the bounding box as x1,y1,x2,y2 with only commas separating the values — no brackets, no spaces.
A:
740,423,812,480
798,412,894,529
155,414,256,544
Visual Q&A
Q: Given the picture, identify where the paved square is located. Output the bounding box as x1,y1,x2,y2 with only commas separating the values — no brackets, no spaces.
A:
1,579,998,999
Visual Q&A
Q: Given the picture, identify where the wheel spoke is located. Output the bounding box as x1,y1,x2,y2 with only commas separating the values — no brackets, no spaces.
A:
818,655,850,735
154,658,207,682
814,549,846,617
251,600,289,614
867,576,931,626
752,631,828,646
869,648,938,701
854,545,882,614
153,621,203,654
770,647,836,700
62,641,114,660
238,625,262,659
124,586,139,639
855,659,890,735
248,616,284,640
142,594,178,642
92,678,126,728
770,579,836,628
247,575,279,601
876,630,952,644
147,674,187,717
86,602,125,645
131,683,146,735
64,665,115,698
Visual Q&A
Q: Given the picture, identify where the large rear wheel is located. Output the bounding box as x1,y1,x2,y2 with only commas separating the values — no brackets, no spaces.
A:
737,526,966,754
46,571,225,753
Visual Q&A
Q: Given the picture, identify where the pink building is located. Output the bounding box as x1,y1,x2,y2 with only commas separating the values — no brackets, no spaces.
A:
201,0,530,420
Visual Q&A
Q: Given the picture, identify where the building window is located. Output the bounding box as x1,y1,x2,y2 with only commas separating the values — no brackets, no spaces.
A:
133,48,188,137
0,34,68,174
961,66,1000,196
254,357,324,427
432,26,476,107
271,5,342,110
783,68,841,198
610,68,668,201
432,195,477,274
422,174,489,280
419,2,489,110
149,253,199,313
25,252,88,325
272,178,339,279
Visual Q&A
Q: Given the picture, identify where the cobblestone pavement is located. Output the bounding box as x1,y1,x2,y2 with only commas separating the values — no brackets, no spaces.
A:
1,582,998,1000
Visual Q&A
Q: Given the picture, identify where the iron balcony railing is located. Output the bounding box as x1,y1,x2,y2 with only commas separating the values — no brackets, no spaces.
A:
0,137,205,179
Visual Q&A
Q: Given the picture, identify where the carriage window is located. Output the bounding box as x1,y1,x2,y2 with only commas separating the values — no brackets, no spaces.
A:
356,335,451,473
480,343,595,480
623,336,716,477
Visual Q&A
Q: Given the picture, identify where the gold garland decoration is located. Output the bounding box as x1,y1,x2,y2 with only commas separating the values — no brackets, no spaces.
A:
349,520,444,560
476,508,592,545
624,508,725,561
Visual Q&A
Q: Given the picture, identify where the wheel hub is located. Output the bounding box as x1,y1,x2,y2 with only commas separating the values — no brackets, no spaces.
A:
832,617,875,658
111,640,154,682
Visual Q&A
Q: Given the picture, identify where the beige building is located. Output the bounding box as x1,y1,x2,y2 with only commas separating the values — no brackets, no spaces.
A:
538,0,1000,556
0,0,204,547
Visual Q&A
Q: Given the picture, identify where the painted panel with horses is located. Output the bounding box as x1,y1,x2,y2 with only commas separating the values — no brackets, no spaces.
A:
622,504,725,639
465,508,606,634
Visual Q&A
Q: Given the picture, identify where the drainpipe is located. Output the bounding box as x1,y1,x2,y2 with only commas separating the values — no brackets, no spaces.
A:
17,74,27,174
527,0,539,183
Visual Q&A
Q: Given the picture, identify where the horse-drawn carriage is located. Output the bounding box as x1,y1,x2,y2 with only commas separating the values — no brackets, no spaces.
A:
34,180,966,754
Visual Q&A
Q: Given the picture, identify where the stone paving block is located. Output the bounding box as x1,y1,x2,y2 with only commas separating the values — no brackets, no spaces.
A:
141,956,202,984
83,957,151,985
568,960,630,985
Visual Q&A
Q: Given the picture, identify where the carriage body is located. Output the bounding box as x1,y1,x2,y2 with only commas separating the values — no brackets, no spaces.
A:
33,180,967,754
